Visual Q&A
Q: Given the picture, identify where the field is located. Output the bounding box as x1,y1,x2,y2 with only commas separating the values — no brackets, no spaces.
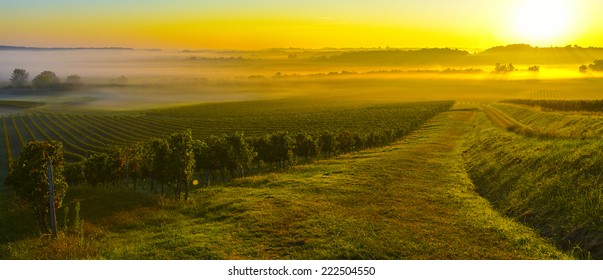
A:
0,104,571,259
0,49,602,260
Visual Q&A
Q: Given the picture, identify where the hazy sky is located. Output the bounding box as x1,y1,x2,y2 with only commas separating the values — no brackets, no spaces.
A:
1,0,601,49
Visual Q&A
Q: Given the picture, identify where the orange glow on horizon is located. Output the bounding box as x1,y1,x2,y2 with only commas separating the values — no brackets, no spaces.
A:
1,1,601,49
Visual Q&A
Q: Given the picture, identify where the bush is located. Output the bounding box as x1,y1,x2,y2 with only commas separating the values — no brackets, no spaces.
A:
10,68,29,88
32,71,61,90
5,141,68,232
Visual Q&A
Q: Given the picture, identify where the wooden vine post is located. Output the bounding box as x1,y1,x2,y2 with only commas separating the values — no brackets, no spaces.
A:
47,158,58,238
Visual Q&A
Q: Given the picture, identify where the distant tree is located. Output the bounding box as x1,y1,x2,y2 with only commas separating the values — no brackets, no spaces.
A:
32,71,61,90
64,74,83,88
527,65,540,72
579,65,588,73
9,68,29,88
5,141,68,233
111,76,128,86
495,63,515,73
587,60,603,71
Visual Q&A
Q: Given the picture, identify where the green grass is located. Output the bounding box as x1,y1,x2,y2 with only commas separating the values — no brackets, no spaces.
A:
482,105,534,135
0,106,569,259
0,100,45,109
493,103,603,138
463,110,603,259
0,99,452,164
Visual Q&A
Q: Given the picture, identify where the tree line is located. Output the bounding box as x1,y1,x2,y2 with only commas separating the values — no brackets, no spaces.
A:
5,126,424,232
5,101,452,232
62,126,421,195
8,68,82,90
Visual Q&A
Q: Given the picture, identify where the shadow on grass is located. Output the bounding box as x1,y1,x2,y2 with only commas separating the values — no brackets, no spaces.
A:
61,187,161,227
0,194,37,242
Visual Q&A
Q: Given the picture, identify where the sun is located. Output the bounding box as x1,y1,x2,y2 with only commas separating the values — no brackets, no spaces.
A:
511,0,575,45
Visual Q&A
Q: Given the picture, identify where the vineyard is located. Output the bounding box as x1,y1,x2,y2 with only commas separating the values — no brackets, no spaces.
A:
0,99,454,189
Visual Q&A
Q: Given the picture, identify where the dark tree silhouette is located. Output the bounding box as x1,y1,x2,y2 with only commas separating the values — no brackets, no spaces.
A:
527,65,540,72
65,74,83,88
588,60,603,71
5,141,68,232
10,68,29,88
495,63,515,73
32,71,61,89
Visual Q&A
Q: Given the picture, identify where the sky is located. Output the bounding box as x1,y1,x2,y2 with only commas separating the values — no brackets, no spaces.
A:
1,0,602,50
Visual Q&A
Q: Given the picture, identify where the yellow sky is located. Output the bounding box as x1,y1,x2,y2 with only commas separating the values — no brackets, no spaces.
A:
1,0,602,49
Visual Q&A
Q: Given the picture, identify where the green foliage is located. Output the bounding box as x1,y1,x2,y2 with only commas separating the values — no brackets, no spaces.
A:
74,201,81,231
224,133,256,177
32,71,61,90
10,68,29,88
318,131,336,158
166,130,195,200
84,153,112,187
464,113,603,259
0,100,453,200
493,103,603,138
269,131,293,168
5,140,68,232
148,138,171,187
251,135,271,169
293,133,320,162
336,130,353,153
2,116,13,169
64,74,83,88
64,162,85,186
0,108,570,259
63,206,70,232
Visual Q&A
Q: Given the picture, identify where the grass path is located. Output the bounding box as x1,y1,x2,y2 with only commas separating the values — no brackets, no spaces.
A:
482,105,533,134
71,105,565,259
1,105,569,259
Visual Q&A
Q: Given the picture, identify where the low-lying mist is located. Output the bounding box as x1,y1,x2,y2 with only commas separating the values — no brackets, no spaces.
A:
1,47,602,112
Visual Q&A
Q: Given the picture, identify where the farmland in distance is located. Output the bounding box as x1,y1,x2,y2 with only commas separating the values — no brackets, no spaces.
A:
0,47,601,260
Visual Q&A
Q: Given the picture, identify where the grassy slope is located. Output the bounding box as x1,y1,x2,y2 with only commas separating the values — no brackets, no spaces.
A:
482,105,533,135
464,110,603,259
1,106,567,259
494,103,603,138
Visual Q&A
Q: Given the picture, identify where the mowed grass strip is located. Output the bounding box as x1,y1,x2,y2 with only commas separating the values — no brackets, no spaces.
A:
482,105,534,135
0,106,568,259
493,103,603,139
